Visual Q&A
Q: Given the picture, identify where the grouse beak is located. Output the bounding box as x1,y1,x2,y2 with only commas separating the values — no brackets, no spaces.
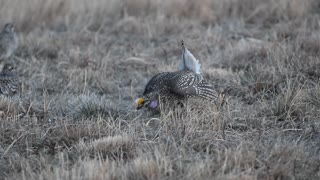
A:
136,98,145,110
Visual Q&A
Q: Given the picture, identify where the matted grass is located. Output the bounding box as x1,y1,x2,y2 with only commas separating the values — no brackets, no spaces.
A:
0,0,320,179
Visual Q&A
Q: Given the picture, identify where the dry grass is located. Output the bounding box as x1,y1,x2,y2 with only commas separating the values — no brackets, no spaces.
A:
0,0,320,179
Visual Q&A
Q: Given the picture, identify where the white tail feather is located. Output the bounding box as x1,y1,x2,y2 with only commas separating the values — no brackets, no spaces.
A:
179,40,202,75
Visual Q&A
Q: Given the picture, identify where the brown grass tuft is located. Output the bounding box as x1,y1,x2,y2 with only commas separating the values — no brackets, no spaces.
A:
76,135,136,160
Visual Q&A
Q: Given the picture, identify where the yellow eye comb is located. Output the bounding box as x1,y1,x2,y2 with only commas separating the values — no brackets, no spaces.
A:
136,98,145,105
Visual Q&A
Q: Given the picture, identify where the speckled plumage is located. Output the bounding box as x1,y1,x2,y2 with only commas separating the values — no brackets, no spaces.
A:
0,23,18,60
137,41,217,110
0,64,20,97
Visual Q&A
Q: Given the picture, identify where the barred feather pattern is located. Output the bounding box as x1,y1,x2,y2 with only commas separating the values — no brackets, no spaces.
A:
140,40,216,110
142,70,217,109
195,80,217,101
0,70,20,97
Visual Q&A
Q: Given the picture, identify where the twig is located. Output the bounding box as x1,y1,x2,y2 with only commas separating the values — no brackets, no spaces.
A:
1,133,27,159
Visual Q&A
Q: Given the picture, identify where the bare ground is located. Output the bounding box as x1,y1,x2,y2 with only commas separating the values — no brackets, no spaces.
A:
0,0,320,179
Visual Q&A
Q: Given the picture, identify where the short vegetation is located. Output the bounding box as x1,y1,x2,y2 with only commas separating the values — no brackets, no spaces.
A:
0,0,320,179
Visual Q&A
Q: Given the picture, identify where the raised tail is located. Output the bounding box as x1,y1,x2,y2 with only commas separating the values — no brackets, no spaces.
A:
179,40,202,75
196,80,217,101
